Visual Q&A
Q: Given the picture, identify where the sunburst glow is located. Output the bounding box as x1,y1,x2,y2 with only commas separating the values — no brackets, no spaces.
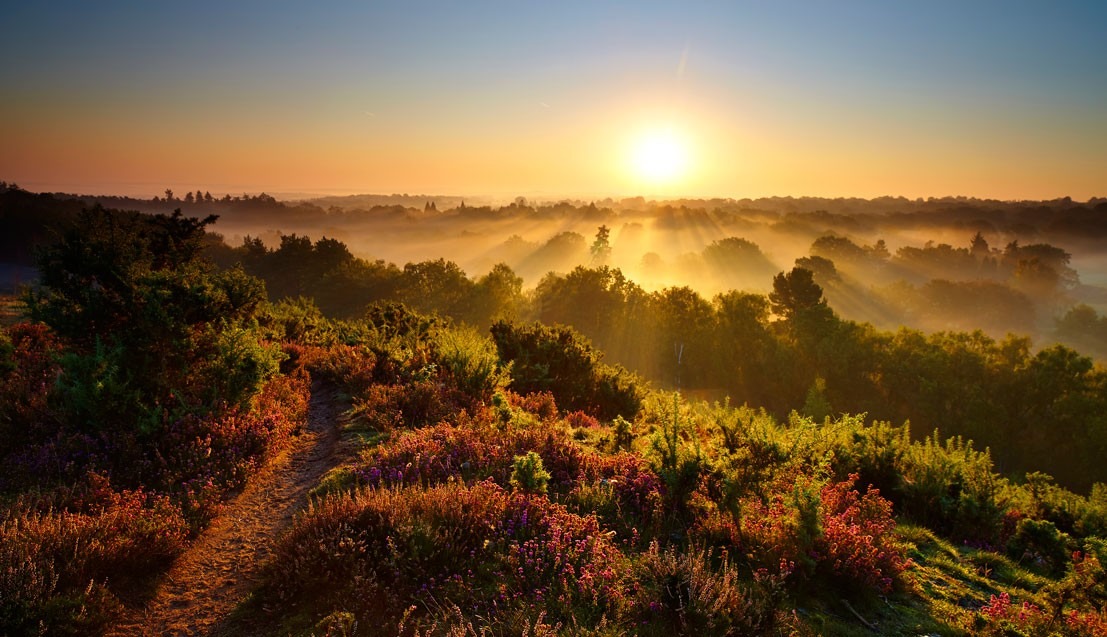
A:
630,129,690,186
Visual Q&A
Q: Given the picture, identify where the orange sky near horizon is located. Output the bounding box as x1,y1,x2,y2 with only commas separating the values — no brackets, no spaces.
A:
2,3,1105,202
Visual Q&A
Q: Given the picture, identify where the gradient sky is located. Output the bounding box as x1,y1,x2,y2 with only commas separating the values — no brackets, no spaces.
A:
2,1,1105,200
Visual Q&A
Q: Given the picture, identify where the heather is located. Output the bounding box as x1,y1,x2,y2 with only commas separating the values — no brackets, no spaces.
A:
253,314,1107,636
0,208,310,633
2,200,1107,635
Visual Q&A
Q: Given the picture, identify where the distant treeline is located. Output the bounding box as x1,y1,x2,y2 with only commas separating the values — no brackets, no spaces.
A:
11,182,1107,254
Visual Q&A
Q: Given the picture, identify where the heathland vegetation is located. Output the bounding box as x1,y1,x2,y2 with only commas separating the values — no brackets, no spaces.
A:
1,185,1106,635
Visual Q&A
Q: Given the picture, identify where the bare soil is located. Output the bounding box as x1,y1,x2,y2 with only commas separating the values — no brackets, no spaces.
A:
107,383,343,637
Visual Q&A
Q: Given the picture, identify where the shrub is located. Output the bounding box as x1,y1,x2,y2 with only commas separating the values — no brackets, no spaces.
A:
490,321,642,420
511,452,551,495
0,323,61,453
507,390,558,422
632,542,785,636
817,475,906,593
565,410,600,430
898,430,1005,542
152,372,310,526
1038,539,1107,628
27,208,270,434
263,482,624,630
0,484,188,635
976,589,1107,637
576,451,664,532
356,419,583,493
201,325,285,410
611,415,633,452
347,380,453,432
281,340,377,394
649,394,705,517
1006,518,1071,576
740,472,908,594
432,327,510,406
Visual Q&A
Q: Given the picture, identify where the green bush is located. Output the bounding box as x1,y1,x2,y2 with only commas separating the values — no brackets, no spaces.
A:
898,430,1005,542
649,394,706,517
432,326,510,404
490,321,642,420
27,207,272,433
203,324,284,409
1006,518,1071,576
511,451,551,495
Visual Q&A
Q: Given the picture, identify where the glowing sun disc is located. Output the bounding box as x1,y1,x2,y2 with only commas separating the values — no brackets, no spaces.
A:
631,129,689,184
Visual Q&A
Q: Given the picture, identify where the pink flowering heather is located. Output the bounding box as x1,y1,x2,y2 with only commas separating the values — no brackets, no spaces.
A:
265,481,625,629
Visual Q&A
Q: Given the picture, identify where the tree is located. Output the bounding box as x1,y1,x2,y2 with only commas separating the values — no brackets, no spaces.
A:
970,232,990,259
312,236,355,274
713,291,776,404
795,255,840,285
811,235,867,265
651,286,714,388
803,376,833,422
701,236,776,290
535,266,631,342
27,206,274,431
590,225,612,265
1055,304,1107,358
867,239,890,261
516,231,587,281
769,267,827,320
473,263,524,328
399,258,474,320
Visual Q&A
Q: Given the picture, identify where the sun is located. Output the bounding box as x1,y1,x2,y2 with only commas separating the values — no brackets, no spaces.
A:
630,128,690,186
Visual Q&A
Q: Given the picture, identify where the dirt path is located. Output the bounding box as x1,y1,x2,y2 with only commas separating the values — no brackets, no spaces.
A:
108,383,343,637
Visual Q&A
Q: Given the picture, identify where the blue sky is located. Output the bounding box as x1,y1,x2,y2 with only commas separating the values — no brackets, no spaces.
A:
2,1,1105,199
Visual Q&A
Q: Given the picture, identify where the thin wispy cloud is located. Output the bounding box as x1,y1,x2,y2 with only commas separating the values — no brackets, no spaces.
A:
677,44,689,78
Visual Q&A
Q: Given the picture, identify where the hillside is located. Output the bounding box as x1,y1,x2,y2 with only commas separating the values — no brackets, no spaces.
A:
0,197,1105,635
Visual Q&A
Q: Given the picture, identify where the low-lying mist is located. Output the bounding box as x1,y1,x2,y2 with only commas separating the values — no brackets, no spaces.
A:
13,188,1107,358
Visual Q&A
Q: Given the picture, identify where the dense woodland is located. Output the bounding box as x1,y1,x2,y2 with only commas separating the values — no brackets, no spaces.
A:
2,186,1107,635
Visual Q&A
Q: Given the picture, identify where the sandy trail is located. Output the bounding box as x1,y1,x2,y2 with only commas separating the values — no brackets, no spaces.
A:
107,383,342,637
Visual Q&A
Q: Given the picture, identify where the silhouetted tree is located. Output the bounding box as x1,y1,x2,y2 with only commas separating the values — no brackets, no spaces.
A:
473,263,524,328
590,225,612,265
701,236,777,290
970,232,990,259
769,268,827,320
651,286,714,388
795,255,840,285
